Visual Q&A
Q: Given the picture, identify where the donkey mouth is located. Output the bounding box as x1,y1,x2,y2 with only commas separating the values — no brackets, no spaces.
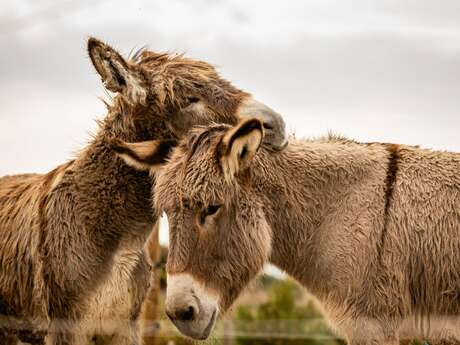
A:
267,139,289,152
199,309,217,340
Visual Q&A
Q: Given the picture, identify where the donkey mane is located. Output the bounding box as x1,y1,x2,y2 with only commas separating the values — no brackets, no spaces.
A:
139,51,214,70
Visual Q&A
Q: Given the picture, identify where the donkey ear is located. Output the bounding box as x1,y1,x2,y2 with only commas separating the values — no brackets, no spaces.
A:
110,139,177,171
87,37,147,105
218,118,264,181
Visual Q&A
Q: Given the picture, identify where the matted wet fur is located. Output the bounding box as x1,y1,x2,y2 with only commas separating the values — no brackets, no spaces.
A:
124,119,460,344
0,37,286,345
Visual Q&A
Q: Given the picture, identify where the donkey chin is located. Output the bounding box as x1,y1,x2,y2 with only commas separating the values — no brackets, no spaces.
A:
165,273,219,340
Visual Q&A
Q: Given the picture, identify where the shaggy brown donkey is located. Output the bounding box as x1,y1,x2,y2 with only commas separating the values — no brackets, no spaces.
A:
0,38,287,345
118,119,460,344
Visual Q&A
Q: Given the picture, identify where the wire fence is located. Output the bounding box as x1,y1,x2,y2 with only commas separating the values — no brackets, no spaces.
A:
0,313,452,344
149,319,341,340
1,317,341,339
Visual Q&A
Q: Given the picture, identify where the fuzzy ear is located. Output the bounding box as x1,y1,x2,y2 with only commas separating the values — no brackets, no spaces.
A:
88,37,147,105
110,139,177,171
218,118,264,181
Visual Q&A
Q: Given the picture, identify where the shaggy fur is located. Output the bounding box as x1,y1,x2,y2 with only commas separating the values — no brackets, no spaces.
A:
139,223,162,345
152,120,460,344
0,36,280,345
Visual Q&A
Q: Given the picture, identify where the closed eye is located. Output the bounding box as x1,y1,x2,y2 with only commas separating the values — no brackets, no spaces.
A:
199,204,222,225
206,204,221,216
187,97,200,104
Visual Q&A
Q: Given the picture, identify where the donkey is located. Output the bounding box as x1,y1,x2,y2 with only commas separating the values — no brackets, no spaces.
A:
115,118,460,344
0,37,287,345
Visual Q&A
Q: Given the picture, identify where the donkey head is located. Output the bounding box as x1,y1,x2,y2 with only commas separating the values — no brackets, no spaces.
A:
115,119,271,339
88,38,287,149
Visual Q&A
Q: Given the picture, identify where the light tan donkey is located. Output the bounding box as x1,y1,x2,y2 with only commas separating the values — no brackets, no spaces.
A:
0,37,287,345
116,119,460,344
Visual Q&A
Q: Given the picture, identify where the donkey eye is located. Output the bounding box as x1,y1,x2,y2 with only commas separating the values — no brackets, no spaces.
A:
199,204,222,225
182,199,192,209
187,97,200,104
205,204,221,216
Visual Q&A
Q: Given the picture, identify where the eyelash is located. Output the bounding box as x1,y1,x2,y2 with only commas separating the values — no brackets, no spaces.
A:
206,205,221,216
187,97,200,104
199,205,221,225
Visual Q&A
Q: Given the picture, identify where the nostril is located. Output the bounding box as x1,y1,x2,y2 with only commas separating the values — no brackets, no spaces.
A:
176,305,195,322
263,122,274,130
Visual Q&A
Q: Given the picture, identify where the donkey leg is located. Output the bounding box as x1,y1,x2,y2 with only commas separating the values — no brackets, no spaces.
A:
44,319,79,345
91,334,138,345
97,335,139,345
0,328,18,345
109,322,141,345
88,319,140,345
17,329,47,345
45,332,75,345
342,318,399,345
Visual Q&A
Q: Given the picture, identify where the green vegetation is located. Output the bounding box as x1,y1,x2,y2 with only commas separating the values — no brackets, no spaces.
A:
234,279,344,345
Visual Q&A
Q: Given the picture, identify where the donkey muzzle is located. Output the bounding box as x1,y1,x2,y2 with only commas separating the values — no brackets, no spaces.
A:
166,273,219,340
238,97,288,151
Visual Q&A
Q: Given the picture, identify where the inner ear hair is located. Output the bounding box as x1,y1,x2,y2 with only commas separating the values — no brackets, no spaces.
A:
87,37,147,104
219,118,264,181
225,118,264,152
110,138,177,171
108,60,127,89
239,145,248,160
88,38,128,92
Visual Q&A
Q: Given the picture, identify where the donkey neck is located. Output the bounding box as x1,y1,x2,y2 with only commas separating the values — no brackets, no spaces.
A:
69,107,163,243
252,138,387,297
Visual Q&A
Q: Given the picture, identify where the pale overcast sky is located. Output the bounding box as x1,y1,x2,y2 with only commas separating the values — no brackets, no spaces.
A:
1,0,460,246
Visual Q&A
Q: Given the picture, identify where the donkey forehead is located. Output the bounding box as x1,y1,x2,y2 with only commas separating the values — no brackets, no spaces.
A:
155,136,232,209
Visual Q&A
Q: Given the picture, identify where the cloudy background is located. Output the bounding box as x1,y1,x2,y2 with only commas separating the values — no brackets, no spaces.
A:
1,0,460,244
